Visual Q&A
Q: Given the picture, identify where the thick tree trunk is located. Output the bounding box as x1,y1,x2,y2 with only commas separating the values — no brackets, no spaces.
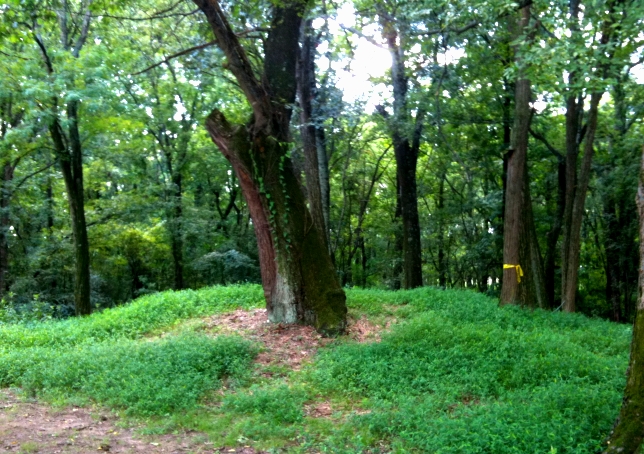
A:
206,114,346,333
500,4,547,308
297,18,329,252
604,146,644,454
195,0,346,334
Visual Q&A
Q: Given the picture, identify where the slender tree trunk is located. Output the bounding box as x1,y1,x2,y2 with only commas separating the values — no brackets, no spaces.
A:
54,101,91,315
561,93,602,312
377,11,423,289
195,0,346,334
604,146,644,454
561,0,616,312
170,171,184,290
0,161,13,296
297,18,329,252
500,4,547,308
545,159,566,307
437,172,447,288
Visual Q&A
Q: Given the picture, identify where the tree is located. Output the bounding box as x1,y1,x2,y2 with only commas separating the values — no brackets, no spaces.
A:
499,3,547,308
604,145,644,453
192,0,347,334
297,17,331,252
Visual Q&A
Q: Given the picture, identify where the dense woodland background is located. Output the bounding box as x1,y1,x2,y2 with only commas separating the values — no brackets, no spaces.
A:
1,0,643,321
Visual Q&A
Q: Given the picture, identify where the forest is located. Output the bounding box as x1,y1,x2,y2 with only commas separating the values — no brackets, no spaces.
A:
1,0,643,452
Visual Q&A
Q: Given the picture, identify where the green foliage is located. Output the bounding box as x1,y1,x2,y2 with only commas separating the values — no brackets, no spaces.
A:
0,285,263,348
1,334,257,416
222,385,308,424
0,285,264,415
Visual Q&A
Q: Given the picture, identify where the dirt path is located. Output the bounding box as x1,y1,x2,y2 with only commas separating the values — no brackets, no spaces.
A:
0,390,266,454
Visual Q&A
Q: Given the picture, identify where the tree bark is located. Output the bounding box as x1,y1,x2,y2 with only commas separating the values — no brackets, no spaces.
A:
297,18,329,252
544,158,566,307
604,146,644,454
50,101,92,315
35,1,93,316
195,0,347,335
500,3,547,308
561,92,602,312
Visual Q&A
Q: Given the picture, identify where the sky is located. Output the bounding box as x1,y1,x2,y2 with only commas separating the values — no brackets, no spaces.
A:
315,5,644,114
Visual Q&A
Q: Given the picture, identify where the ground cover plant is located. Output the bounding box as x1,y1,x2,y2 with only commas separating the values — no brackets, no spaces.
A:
0,285,632,452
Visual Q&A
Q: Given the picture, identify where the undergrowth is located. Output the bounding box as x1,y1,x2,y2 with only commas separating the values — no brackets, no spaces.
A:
0,285,632,453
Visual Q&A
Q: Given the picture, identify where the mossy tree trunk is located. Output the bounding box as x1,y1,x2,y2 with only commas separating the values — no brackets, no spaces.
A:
604,145,644,454
194,0,347,335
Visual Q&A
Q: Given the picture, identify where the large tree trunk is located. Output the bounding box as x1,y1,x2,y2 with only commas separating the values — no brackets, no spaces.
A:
195,0,347,335
500,4,547,308
297,18,329,252
604,146,644,454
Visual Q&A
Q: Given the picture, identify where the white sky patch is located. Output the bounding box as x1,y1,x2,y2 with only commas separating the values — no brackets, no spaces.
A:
321,3,391,110
145,106,154,118
173,95,187,121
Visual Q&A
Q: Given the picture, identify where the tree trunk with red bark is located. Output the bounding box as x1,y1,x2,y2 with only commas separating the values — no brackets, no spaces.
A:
194,0,347,335
500,3,547,308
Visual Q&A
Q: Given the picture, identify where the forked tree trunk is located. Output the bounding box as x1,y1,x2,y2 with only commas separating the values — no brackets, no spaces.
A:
500,4,547,308
560,0,617,312
194,0,346,334
50,101,92,315
604,145,644,454
35,2,93,316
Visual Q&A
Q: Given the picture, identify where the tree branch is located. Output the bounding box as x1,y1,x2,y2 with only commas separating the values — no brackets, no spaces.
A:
192,0,270,125
131,40,218,75
529,127,563,160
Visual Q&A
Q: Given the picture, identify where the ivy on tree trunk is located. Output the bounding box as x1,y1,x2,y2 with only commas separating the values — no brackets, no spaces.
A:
194,0,347,335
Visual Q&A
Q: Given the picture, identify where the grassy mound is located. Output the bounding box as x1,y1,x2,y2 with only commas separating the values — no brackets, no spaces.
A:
0,285,263,415
0,285,632,452
309,288,631,453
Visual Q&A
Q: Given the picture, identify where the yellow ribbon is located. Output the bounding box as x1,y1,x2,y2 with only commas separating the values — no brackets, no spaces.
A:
503,264,524,283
